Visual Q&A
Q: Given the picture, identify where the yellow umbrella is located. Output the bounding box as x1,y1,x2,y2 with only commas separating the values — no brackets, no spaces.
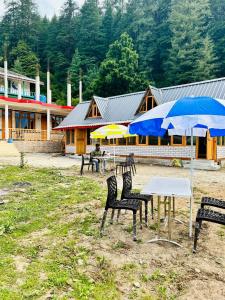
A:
90,124,135,167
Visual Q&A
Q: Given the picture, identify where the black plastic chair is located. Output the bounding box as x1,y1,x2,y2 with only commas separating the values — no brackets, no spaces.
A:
116,154,135,176
80,154,94,175
100,175,142,241
193,208,225,253
121,171,153,226
201,197,225,210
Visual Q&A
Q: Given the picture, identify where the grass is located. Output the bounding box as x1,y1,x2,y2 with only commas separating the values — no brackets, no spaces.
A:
0,166,120,299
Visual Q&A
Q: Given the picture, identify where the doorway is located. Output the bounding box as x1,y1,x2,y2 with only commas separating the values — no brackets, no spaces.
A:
197,137,207,159
76,129,86,154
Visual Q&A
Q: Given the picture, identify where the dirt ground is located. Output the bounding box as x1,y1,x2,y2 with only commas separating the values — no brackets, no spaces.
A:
0,154,225,299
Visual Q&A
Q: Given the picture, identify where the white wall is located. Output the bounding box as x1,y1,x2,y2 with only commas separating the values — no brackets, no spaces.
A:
86,145,195,159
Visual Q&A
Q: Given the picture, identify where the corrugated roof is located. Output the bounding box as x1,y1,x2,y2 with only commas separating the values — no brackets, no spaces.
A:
159,77,225,104
0,67,44,85
56,91,145,129
56,77,225,129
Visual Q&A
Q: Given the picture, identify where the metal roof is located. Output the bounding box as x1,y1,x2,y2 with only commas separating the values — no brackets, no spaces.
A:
0,67,44,85
56,77,225,129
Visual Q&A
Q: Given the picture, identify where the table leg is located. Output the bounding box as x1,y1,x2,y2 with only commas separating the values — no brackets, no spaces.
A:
157,196,161,238
168,196,172,240
173,196,175,218
189,196,193,238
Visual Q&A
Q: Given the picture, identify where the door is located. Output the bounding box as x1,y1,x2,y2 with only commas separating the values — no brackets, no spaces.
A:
76,129,86,154
41,115,47,140
197,136,207,159
206,133,217,160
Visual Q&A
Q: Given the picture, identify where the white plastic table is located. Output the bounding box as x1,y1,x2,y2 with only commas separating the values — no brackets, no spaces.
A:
141,176,192,247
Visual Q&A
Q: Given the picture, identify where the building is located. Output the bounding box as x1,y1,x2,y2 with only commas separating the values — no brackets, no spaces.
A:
0,62,73,153
56,77,225,162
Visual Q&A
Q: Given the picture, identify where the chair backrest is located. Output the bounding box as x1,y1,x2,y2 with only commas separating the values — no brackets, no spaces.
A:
129,153,135,164
81,154,85,165
121,171,132,199
102,151,106,157
89,153,93,162
106,175,118,208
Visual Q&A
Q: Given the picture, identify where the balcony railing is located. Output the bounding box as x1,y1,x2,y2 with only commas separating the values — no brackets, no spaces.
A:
8,128,64,142
0,86,35,98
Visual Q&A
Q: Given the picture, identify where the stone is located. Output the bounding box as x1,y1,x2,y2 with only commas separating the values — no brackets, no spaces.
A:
195,268,201,273
133,282,141,288
77,259,84,266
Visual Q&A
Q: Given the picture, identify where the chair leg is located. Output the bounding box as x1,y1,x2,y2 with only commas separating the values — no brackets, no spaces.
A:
116,166,118,176
110,209,115,224
140,203,142,229
193,221,201,253
100,209,108,237
133,164,136,173
151,198,154,219
131,165,135,176
80,166,83,176
117,209,121,222
133,212,137,241
91,164,94,173
145,201,148,227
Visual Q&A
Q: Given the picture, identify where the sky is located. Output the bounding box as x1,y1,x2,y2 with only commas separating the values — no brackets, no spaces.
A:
0,0,85,18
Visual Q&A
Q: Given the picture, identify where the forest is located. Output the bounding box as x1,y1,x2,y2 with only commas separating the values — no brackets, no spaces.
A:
0,0,224,105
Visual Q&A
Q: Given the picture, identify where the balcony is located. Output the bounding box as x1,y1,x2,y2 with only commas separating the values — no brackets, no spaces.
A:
0,86,46,102
8,128,64,142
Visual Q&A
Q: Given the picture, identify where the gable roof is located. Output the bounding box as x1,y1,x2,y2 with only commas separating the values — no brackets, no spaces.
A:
56,77,225,130
0,67,44,85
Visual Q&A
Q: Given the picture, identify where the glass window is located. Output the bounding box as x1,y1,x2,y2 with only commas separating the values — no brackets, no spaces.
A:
127,136,136,145
217,137,222,146
222,137,225,146
87,129,91,145
148,136,158,145
138,135,147,145
101,138,109,146
109,139,116,145
160,133,171,145
71,130,75,144
186,136,196,145
66,131,70,145
118,138,126,145
173,135,182,145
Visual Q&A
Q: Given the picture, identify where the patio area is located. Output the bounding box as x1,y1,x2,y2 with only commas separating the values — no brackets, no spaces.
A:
0,154,224,299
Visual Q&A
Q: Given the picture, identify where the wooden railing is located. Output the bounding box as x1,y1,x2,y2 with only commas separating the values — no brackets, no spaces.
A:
8,128,64,142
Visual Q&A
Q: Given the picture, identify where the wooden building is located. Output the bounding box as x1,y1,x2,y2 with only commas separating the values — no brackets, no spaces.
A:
56,77,225,162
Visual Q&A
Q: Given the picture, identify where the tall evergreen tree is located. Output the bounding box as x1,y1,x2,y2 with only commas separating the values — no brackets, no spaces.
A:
166,0,217,84
93,33,148,97
10,40,39,77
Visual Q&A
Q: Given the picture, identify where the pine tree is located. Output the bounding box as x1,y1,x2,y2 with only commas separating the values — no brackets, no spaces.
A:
93,33,148,96
70,49,82,97
166,0,217,84
77,0,103,67
10,40,39,77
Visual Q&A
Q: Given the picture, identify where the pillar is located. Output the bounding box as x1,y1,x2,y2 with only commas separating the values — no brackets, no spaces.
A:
18,80,22,100
5,104,9,140
47,69,51,104
67,81,72,106
35,73,40,101
47,109,51,141
79,80,82,103
4,60,8,98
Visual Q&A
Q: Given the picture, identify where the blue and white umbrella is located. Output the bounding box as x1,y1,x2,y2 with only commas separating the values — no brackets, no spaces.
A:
129,96,225,137
129,96,225,238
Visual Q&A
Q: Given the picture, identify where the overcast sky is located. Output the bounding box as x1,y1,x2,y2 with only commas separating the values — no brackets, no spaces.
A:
0,0,85,18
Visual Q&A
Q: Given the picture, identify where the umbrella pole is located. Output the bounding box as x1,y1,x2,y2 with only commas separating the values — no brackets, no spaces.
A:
113,139,116,170
189,128,194,238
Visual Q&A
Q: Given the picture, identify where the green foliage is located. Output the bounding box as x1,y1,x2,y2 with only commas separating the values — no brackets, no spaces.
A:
10,40,39,77
0,0,223,103
166,0,217,84
93,33,148,96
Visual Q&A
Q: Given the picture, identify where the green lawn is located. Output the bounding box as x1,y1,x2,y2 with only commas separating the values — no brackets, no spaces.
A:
0,166,120,300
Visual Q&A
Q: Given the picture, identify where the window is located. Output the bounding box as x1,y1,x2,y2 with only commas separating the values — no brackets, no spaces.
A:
186,136,196,145
148,136,159,145
172,135,183,145
66,130,75,145
138,135,147,145
101,138,109,146
127,136,137,145
15,111,35,129
109,139,116,145
160,133,171,145
52,115,64,128
139,96,156,113
118,138,126,145
217,136,225,146
87,102,101,118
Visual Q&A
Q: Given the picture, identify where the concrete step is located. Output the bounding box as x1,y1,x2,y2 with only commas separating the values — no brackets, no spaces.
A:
183,159,220,171
0,141,20,157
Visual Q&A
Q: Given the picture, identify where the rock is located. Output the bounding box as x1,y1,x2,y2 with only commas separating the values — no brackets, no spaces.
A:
77,259,84,266
139,259,144,265
133,282,141,288
195,268,201,273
